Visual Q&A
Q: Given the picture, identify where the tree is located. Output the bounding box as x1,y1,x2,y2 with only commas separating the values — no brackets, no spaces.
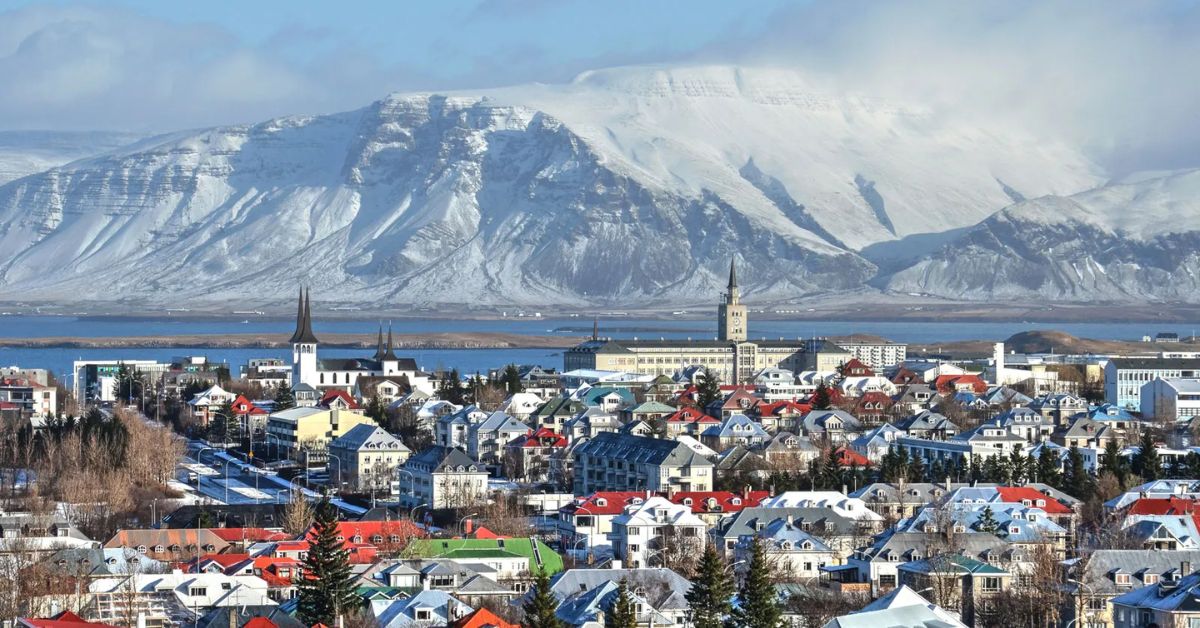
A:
695,367,723,410
976,505,1000,534
1064,446,1095,501
687,545,734,628
438,369,465,405
605,579,638,628
296,499,359,624
502,363,523,395
811,381,832,410
1131,431,1161,481
365,395,387,426
729,538,783,628
1036,447,1062,487
522,569,565,628
273,384,295,411
282,489,315,536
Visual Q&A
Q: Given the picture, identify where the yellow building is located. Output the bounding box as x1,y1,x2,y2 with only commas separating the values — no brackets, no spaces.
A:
265,406,377,455
564,260,850,383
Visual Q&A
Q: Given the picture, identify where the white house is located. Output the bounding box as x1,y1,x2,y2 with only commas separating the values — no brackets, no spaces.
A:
610,496,707,569
1140,377,1200,421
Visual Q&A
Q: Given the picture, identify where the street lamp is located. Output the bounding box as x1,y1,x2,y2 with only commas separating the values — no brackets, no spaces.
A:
396,468,416,503
458,512,478,538
1067,578,1096,628
410,503,430,530
118,373,146,414
327,456,345,493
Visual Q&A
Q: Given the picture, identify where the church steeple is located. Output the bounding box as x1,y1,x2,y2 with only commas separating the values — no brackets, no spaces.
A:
717,258,747,343
381,323,398,361
289,288,319,344
372,323,385,361
725,258,740,305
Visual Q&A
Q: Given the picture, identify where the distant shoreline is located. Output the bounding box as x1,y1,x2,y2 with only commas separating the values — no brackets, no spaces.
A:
0,332,579,350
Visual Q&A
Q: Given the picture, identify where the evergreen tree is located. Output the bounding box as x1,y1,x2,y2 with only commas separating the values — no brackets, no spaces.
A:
878,447,899,483
273,383,295,411
811,382,832,410
1036,447,1062,487
728,538,783,628
981,455,1002,483
1131,432,1162,481
438,369,465,405
907,452,926,483
605,579,638,628
296,499,359,624
502,363,523,395
687,545,735,628
696,367,723,410
1008,447,1027,484
523,569,565,628
1100,439,1129,486
365,395,387,426
976,505,1000,534
1064,446,1095,501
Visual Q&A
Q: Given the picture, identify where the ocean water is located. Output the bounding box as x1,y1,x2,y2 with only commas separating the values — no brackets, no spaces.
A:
0,315,1193,378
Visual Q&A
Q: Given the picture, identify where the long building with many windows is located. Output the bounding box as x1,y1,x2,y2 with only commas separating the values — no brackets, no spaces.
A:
564,261,851,383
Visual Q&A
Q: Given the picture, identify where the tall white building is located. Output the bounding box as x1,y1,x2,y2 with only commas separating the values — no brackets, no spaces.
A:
1105,358,1200,410
1140,378,1200,421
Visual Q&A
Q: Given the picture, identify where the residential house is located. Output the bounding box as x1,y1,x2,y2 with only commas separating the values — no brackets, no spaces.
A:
104,530,229,562
897,411,958,440
1065,550,1200,628
754,367,804,401
1111,570,1200,628
327,424,411,493
799,410,863,445
610,496,706,568
663,406,720,438
468,411,529,469
400,446,488,509
436,405,489,449
371,590,474,627
354,375,412,405
503,428,568,483
896,555,1010,626
822,585,966,628
711,507,864,562
558,492,650,558
850,424,903,464
264,405,376,458
736,519,836,579
545,568,693,628
701,413,770,451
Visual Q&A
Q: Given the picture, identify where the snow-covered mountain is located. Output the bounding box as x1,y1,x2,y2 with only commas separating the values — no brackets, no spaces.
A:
886,169,1200,301
0,65,1108,308
0,131,145,185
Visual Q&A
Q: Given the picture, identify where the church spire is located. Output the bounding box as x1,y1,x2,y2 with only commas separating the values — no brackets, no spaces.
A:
372,323,385,361
381,323,398,361
593,316,599,341
289,287,319,344
728,258,738,291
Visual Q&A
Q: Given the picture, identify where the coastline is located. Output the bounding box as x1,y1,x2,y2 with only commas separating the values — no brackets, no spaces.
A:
0,332,580,350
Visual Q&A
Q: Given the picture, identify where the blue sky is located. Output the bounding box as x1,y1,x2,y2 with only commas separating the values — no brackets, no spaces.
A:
0,1,1198,170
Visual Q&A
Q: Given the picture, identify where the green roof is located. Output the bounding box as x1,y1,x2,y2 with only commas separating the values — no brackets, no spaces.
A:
899,554,1008,575
407,538,564,575
631,401,677,413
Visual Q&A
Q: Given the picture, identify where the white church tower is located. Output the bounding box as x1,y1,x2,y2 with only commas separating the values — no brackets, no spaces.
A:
718,258,747,342
289,288,319,387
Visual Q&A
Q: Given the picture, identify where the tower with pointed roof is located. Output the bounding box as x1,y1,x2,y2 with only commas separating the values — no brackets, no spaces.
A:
290,288,320,388
717,258,747,342
379,324,400,375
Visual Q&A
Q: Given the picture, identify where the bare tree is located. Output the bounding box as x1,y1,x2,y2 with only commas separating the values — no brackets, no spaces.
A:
282,489,315,537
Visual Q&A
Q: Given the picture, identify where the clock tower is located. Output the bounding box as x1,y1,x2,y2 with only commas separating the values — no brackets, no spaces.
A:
717,259,747,342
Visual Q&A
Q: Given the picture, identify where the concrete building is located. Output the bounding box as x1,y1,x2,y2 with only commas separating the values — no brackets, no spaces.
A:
610,496,706,569
1105,357,1200,410
399,446,488,509
564,261,850,383
1140,377,1200,421
264,406,376,457
572,432,713,495
838,339,908,370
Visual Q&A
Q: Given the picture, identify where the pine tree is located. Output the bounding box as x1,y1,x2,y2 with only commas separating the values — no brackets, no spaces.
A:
503,363,523,395
976,505,1000,534
1064,446,1095,501
907,452,926,482
365,395,387,426
296,499,359,624
729,538,783,628
687,545,735,628
1008,447,1027,484
1036,447,1062,487
1100,439,1128,486
696,367,723,410
811,381,832,410
273,383,295,411
523,569,565,628
1131,432,1162,480
605,579,638,628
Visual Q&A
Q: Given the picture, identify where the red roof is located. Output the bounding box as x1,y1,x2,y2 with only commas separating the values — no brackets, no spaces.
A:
934,374,988,394
242,619,278,628
670,491,770,514
187,552,251,572
508,427,568,448
561,491,654,516
231,395,268,416
19,612,122,628
209,528,291,543
665,406,719,424
840,358,875,377
891,368,922,385
450,608,521,628
756,400,812,417
833,447,871,467
995,487,1073,515
251,556,302,587
304,520,425,551
1127,496,1200,517
318,389,361,409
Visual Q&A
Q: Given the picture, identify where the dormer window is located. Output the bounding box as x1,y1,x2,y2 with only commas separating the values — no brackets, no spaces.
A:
1144,574,1159,584
682,498,693,506
596,498,608,507
1115,573,1131,586
1036,500,1046,507
1009,526,1021,535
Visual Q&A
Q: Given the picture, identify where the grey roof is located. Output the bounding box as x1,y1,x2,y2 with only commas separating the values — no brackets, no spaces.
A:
1108,357,1200,370
548,567,692,611
714,445,767,471
713,507,860,539
859,531,1010,563
852,482,964,505
801,410,862,433
329,423,409,453
1071,550,1200,596
41,547,165,577
897,410,957,433
474,411,528,434
574,432,712,468
406,445,480,472
1112,570,1200,612
288,288,319,344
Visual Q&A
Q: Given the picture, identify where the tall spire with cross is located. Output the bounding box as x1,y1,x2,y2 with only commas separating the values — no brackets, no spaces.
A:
718,258,747,343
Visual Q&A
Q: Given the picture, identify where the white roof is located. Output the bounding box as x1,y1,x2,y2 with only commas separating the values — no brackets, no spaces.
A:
758,491,883,521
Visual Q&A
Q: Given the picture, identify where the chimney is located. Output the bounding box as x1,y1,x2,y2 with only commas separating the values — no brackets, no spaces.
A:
1185,560,1193,575
227,608,237,628
743,485,751,502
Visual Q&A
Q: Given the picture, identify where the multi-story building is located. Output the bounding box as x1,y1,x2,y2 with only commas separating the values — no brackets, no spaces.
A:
898,420,1028,468
399,446,489,509
327,423,411,493
0,377,56,420
1140,377,1200,421
610,496,706,569
563,261,850,383
265,405,376,458
838,340,909,370
1105,357,1200,410
572,432,713,495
